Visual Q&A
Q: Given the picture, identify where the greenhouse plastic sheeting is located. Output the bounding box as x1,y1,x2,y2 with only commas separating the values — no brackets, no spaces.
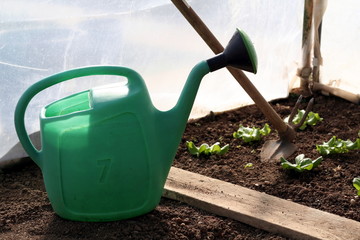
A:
0,0,304,162
321,0,360,94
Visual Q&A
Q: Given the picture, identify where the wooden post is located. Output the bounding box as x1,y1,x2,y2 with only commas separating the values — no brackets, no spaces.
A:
300,0,314,92
312,0,327,84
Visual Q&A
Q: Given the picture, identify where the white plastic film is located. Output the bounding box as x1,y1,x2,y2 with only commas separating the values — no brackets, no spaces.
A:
320,0,360,94
1,0,304,162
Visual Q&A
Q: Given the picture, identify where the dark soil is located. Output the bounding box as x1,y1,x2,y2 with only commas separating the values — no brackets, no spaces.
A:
0,162,284,240
175,93,360,221
1,93,359,239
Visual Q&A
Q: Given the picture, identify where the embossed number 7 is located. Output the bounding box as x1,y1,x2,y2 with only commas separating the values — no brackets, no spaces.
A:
97,159,111,183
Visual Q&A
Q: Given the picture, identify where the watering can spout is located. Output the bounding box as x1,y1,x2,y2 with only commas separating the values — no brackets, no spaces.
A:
155,61,210,154
169,28,257,124
156,29,258,171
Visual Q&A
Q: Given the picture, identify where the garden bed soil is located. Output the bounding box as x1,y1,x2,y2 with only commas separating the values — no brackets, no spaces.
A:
1,93,359,239
175,93,360,222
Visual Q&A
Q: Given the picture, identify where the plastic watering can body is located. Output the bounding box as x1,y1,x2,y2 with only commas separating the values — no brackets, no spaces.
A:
14,63,211,221
14,29,258,222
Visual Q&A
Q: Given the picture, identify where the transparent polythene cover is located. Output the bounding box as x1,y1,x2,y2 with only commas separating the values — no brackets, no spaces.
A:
4,0,357,162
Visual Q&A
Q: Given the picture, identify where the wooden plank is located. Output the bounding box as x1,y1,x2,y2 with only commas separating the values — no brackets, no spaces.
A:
163,167,360,240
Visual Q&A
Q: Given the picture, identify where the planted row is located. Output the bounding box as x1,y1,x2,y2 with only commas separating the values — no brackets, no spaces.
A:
185,108,360,195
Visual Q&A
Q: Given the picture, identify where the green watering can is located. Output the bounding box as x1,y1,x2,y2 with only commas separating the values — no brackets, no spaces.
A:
14,29,257,222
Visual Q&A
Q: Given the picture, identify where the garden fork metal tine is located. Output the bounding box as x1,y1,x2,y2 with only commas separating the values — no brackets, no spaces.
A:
288,95,303,124
291,97,315,130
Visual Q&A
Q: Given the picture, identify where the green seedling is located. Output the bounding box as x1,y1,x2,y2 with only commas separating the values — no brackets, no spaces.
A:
353,177,360,196
233,123,271,143
284,110,323,130
244,163,254,168
280,154,323,172
316,136,360,155
186,141,229,157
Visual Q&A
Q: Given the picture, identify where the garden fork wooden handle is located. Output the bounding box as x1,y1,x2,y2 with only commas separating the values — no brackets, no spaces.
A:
171,0,295,141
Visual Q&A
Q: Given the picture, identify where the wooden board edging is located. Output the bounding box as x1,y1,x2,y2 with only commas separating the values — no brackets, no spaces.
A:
163,167,360,240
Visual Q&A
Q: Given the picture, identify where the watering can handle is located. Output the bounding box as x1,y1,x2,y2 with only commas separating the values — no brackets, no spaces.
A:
14,66,144,168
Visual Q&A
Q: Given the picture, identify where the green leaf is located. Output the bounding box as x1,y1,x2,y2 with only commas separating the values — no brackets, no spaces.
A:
186,141,199,156
280,157,297,170
346,139,359,150
294,154,306,165
233,124,271,142
198,143,210,155
312,156,324,168
316,135,360,155
210,143,221,154
306,112,323,127
260,123,271,135
186,141,229,157
284,110,323,130
244,163,254,168
281,154,323,172
353,177,360,196
219,144,230,155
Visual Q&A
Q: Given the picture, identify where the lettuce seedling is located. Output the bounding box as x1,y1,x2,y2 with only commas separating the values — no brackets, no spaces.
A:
284,110,323,130
316,136,360,155
280,154,323,172
244,163,254,168
353,177,360,196
233,123,271,143
186,141,229,157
